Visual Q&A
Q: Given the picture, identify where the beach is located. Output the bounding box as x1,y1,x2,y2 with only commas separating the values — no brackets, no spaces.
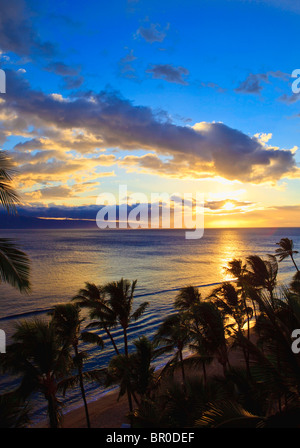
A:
34,333,254,429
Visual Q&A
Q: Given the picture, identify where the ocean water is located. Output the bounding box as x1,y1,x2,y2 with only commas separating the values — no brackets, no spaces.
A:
0,227,300,424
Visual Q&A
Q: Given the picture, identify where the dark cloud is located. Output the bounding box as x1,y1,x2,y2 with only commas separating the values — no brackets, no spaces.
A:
61,75,84,90
146,64,189,85
118,49,138,80
278,93,300,104
45,62,80,77
200,82,226,93
205,200,253,210
235,71,289,95
2,70,299,184
235,73,267,94
136,23,167,43
235,70,290,95
0,0,56,57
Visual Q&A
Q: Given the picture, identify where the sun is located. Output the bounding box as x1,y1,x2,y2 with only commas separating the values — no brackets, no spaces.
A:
222,201,236,211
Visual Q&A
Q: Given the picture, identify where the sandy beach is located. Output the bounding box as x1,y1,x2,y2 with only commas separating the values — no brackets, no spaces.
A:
34,334,253,429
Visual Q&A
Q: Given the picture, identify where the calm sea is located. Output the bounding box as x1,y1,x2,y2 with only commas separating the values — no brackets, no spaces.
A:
0,227,299,423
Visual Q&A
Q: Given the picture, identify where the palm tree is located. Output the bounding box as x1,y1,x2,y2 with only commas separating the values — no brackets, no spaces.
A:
174,286,212,383
226,258,258,326
73,282,119,355
194,301,230,376
106,336,156,416
130,336,156,399
153,313,190,384
0,150,19,214
0,150,30,292
291,271,300,294
50,303,94,428
103,278,149,415
174,286,202,311
209,282,253,375
245,255,278,308
103,278,149,357
0,391,30,428
1,319,72,428
275,238,299,272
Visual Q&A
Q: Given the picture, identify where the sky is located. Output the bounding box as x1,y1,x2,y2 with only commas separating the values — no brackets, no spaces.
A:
0,0,300,228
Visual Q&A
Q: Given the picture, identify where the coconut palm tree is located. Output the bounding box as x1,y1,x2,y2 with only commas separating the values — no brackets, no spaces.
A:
195,301,230,376
73,282,119,355
226,258,258,327
275,237,299,272
130,336,156,399
106,336,157,416
174,286,202,311
0,150,30,293
153,313,191,384
50,303,96,428
103,278,149,357
0,150,19,214
1,319,72,428
245,255,278,308
102,278,149,416
174,286,212,383
0,391,30,428
291,271,300,294
209,282,253,375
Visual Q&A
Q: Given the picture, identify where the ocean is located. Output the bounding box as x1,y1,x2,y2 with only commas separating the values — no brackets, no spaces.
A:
0,227,299,423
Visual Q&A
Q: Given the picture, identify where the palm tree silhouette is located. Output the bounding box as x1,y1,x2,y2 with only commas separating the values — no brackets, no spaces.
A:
103,278,149,357
209,282,253,375
275,238,299,272
50,303,92,428
0,150,30,292
2,319,72,428
245,255,278,308
103,278,149,414
154,313,190,384
73,282,119,355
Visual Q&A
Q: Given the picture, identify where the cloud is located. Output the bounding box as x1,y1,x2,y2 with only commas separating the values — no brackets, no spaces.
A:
45,61,84,90
36,185,74,199
278,93,300,104
61,75,84,90
205,199,254,211
146,64,189,85
0,0,56,57
200,82,226,93
118,49,138,80
235,73,268,94
1,70,299,186
235,71,289,95
136,23,168,43
45,62,79,76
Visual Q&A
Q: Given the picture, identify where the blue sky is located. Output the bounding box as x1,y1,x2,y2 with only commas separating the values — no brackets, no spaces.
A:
0,0,300,227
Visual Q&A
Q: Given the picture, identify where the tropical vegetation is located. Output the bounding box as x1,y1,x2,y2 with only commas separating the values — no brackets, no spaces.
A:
1,236,300,428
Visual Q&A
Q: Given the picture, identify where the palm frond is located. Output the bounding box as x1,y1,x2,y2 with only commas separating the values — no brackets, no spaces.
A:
0,238,30,292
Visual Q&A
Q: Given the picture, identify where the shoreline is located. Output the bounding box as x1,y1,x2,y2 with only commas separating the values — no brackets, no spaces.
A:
34,331,257,429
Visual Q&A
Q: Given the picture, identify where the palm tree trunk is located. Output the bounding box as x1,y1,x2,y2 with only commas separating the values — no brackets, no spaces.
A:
74,344,91,428
123,327,128,357
291,254,299,272
104,325,119,355
202,361,207,385
123,326,133,418
179,349,186,384
47,394,59,428
127,387,133,413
